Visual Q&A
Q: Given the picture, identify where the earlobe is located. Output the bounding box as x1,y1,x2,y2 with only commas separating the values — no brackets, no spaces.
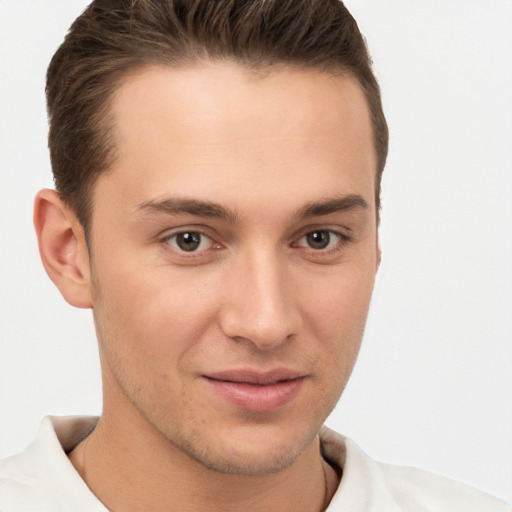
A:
34,189,93,309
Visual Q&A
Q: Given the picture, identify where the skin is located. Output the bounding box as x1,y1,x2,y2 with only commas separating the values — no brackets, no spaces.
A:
35,62,380,512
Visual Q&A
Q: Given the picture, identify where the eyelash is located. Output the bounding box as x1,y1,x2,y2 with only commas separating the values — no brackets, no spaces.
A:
292,229,352,258
161,229,221,256
160,228,351,259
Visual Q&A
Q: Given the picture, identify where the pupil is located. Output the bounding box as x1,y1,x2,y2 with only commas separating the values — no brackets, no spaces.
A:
177,232,201,251
307,231,330,249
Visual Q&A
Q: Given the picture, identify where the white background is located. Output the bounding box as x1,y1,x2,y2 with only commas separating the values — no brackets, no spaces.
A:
0,0,511,503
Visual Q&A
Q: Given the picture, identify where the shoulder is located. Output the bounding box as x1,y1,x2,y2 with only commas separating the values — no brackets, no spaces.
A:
0,416,104,512
320,426,511,512
376,461,510,511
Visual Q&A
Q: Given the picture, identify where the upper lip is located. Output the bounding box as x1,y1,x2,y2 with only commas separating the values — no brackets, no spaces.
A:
203,368,306,385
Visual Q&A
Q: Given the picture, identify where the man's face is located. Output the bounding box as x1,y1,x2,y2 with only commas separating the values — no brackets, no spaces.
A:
87,63,379,474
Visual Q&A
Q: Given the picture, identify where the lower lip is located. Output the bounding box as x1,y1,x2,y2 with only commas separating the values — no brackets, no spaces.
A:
205,377,305,412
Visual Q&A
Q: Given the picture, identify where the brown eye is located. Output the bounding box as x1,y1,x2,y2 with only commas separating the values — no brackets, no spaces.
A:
296,230,344,251
168,231,210,252
306,230,331,249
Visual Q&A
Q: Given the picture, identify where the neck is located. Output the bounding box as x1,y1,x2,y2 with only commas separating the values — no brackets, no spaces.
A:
68,407,338,512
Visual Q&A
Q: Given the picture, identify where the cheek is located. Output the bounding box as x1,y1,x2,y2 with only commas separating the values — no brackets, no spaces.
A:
302,264,375,329
90,259,220,368
298,265,375,372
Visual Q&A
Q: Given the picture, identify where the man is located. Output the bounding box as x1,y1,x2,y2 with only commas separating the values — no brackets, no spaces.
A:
0,0,509,510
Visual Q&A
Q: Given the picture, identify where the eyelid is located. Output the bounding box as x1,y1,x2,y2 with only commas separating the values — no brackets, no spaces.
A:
158,224,216,241
167,231,213,252
294,230,343,249
291,224,352,243
159,226,223,255
290,226,353,261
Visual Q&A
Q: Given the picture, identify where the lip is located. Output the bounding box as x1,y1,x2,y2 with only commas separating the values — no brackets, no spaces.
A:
203,369,306,412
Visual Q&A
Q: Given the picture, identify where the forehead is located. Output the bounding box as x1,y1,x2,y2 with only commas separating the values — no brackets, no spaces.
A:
99,62,376,216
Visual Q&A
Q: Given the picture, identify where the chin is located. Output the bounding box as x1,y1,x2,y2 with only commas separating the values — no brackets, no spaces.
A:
182,439,305,476
168,421,319,476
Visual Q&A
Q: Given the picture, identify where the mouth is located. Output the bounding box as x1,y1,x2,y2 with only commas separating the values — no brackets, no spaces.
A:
202,369,306,412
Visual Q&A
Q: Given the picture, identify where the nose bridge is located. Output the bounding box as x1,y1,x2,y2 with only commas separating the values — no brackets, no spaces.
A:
220,244,300,349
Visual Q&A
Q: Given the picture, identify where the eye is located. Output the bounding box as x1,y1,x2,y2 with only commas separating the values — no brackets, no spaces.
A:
166,231,213,252
296,230,343,250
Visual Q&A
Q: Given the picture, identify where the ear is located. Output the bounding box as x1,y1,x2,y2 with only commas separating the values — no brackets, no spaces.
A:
34,189,92,308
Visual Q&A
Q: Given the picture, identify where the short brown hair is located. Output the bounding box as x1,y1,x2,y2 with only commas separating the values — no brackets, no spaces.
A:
46,0,388,231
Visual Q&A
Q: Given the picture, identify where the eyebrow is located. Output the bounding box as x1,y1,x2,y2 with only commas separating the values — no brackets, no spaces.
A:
136,197,239,223
296,194,369,219
135,193,368,223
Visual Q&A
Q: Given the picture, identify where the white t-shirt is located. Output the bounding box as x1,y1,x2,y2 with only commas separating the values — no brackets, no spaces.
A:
0,416,509,511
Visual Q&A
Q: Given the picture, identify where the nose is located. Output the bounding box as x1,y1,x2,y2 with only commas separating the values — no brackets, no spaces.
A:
219,248,302,350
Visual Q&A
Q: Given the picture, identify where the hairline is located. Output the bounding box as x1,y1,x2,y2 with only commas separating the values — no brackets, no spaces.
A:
78,58,380,242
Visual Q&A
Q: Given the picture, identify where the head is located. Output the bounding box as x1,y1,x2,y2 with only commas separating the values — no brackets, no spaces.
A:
46,0,388,234
36,0,387,477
